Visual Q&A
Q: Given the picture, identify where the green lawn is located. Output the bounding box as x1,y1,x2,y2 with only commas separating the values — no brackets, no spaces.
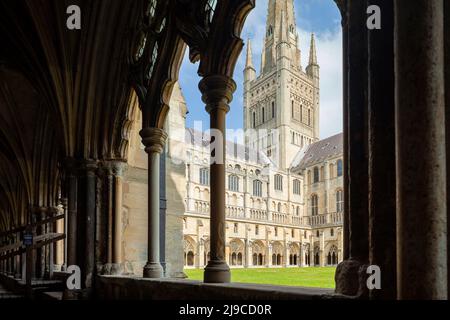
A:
184,267,336,289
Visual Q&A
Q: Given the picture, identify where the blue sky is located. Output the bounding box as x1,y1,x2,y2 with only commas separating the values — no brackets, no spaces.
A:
178,0,343,139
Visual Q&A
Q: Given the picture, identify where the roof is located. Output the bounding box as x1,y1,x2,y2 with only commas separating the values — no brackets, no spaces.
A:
185,128,271,166
290,133,343,171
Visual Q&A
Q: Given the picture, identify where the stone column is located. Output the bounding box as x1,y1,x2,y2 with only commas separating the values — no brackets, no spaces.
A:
267,243,273,267
65,159,78,267
320,231,325,267
62,198,68,271
367,0,397,300
395,0,447,299
335,0,370,297
198,240,205,268
247,241,252,268
199,75,235,283
140,127,167,278
112,161,125,275
445,0,450,299
82,160,98,289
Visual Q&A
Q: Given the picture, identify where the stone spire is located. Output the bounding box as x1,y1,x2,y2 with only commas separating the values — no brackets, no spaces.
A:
279,10,288,43
261,0,298,74
244,39,256,83
308,33,318,66
245,38,255,70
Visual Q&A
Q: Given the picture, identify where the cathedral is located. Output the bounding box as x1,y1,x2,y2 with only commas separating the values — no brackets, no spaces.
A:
177,0,343,270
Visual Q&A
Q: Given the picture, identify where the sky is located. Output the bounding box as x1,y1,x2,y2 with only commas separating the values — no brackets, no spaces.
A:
178,0,343,140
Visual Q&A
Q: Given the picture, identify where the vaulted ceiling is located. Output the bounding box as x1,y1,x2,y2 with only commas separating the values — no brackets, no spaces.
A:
0,0,255,233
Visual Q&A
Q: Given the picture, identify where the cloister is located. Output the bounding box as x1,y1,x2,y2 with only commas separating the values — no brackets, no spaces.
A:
0,0,449,300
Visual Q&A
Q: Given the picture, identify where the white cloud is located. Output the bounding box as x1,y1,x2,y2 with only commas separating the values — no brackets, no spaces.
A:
299,28,343,139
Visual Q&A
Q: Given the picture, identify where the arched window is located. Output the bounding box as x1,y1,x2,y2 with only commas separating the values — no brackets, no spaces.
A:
231,253,237,266
187,251,194,266
313,167,319,183
253,180,262,197
330,228,334,237
274,174,283,191
316,230,320,237
274,226,278,236
253,112,256,128
311,195,318,216
253,253,258,265
237,253,243,265
272,102,275,118
258,253,263,265
228,175,239,192
268,25,273,36
199,168,209,185
308,109,311,126
262,107,265,123
205,0,218,23
336,189,343,212
293,179,301,195
304,231,307,239
337,159,343,177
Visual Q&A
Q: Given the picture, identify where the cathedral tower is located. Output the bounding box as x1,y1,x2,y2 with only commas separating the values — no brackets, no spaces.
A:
244,0,320,170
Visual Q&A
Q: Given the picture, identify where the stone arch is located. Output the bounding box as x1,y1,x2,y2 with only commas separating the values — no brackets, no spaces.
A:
251,240,266,266
183,235,197,267
229,238,245,266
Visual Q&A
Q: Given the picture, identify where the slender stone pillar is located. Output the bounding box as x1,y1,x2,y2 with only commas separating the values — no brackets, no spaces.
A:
395,0,447,300
140,127,167,278
61,198,68,271
199,75,235,283
445,0,450,299
320,231,325,267
112,162,125,274
367,0,397,300
335,0,370,297
65,159,78,267
105,164,114,266
82,160,98,289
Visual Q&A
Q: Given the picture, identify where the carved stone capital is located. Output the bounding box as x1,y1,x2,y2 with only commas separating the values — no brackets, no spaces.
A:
101,160,127,177
199,75,236,114
139,127,168,154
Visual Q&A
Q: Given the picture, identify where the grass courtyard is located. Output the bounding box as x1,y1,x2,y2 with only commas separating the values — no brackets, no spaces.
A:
184,267,336,289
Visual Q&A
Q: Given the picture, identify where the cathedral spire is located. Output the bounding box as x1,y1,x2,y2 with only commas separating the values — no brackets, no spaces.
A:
245,38,255,70
308,33,318,66
261,0,298,74
279,10,288,43
244,38,256,84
